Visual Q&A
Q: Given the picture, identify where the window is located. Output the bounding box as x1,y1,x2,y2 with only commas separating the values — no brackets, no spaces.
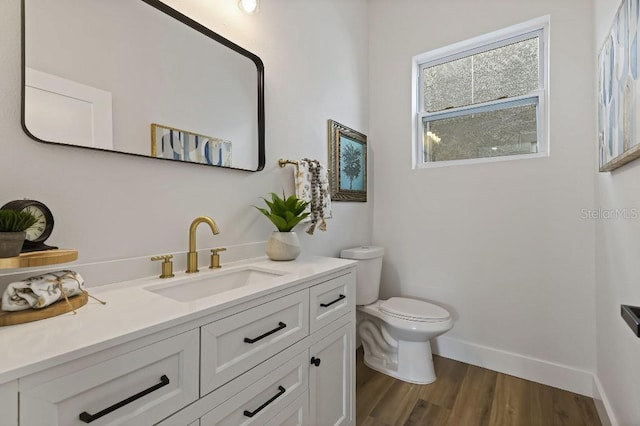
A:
412,16,549,168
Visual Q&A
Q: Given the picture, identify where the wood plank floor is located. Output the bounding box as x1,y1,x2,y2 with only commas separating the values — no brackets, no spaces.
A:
356,350,601,426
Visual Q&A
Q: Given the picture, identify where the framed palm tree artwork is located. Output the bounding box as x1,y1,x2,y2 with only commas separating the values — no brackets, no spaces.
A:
328,119,367,202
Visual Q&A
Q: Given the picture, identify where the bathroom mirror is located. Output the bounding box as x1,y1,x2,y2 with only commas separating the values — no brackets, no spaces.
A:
21,0,265,171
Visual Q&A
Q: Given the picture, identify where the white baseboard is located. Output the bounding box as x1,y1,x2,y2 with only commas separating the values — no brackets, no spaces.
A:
431,335,595,397
592,375,618,426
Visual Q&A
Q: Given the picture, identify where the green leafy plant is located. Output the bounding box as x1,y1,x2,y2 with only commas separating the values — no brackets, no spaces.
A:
255,192,310,232
0,210,37,232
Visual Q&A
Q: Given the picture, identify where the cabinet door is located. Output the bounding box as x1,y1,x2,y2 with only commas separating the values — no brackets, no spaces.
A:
309,322,354,426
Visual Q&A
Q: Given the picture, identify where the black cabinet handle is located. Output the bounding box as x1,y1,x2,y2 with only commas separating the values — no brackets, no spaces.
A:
320,294,345,308
79,375,170,423
243,385,286,418
310,356,321,367
244,322,287,344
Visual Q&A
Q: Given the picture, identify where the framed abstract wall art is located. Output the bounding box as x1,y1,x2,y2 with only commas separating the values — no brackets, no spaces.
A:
598,0,640,172
328,120,367,202
151,123,232,167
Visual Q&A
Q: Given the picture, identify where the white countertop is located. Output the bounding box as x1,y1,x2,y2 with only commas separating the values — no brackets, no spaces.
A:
0,255,355,384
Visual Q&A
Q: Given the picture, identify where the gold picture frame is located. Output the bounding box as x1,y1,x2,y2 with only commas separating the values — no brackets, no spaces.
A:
328,120,367,202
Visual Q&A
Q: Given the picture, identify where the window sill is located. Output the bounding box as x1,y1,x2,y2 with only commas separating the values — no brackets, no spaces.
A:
413,151,549,170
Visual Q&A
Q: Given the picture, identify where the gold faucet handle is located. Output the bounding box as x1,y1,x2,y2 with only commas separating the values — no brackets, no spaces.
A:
151,255,175,279
210,247,227,269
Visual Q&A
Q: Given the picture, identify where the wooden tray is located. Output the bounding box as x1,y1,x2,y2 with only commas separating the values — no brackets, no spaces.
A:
0,249,78,269
0,292,88,327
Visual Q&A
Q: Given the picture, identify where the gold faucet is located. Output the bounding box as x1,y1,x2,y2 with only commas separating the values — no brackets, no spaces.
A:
187,216,220,273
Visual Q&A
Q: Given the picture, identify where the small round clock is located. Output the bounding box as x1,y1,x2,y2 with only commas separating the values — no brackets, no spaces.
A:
0,199,57,252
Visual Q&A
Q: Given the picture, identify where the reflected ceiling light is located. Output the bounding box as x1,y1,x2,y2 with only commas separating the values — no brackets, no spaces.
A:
238,0,259,14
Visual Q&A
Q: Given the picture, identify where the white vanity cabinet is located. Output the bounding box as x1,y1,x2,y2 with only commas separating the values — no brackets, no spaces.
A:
1,259,355,426
160,272,355,426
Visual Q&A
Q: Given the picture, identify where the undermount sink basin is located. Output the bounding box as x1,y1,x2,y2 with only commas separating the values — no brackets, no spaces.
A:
146,266,286,302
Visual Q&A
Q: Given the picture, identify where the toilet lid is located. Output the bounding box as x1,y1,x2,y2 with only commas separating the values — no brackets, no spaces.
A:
380,297,450,322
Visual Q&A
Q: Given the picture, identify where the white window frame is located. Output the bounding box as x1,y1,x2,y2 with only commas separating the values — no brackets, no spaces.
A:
411,16,550,169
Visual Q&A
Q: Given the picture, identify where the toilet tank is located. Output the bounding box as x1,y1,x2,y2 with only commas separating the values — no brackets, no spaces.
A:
340,246,384,305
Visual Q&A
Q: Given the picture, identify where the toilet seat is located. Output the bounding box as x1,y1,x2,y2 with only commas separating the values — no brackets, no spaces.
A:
380,297,450,323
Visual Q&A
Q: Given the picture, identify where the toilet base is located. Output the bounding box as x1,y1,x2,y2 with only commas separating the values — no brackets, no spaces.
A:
362,339,437,384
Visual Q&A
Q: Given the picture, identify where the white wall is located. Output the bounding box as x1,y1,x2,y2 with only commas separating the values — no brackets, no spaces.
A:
594,0,640,423
369,0,597,395
0,0,370,286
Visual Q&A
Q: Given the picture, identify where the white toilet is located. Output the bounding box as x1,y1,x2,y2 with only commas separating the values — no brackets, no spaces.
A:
341,246,453,384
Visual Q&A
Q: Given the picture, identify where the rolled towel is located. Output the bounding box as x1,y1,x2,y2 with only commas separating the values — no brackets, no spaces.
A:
2,270,85,312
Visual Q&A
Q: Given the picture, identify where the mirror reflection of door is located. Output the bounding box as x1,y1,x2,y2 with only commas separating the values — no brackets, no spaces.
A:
22,0,264,171
25,68,113,150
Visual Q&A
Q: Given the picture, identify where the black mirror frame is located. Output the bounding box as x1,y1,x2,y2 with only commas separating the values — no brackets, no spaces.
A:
21,0,265,172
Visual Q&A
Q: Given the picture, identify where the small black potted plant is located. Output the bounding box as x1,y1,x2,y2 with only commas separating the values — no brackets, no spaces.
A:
0,210,37,258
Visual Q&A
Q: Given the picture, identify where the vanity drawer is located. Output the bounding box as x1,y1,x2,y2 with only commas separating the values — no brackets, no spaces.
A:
19,329,199,426
200,289,309,396
264,391,309,426
200,350,308,426
309,273,354,333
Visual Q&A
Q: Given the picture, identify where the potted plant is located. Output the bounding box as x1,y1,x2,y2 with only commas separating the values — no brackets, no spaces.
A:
0,210,37,258
255,192,310,261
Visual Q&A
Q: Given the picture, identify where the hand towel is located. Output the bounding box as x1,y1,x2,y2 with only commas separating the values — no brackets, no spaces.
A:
2,270,85,311
295,159,332,234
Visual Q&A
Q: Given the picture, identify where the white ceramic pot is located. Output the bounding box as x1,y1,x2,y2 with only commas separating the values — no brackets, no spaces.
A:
266,231,301,261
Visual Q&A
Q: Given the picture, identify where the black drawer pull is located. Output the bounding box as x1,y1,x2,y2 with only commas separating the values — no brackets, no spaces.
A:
243,385,286,418
79,375,170,423
310,356,321,367
244,322,287,344
320,294,346,308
